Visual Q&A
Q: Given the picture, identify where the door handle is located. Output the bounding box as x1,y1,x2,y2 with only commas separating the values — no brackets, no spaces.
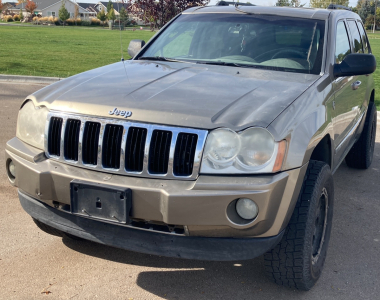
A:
351,81,361,90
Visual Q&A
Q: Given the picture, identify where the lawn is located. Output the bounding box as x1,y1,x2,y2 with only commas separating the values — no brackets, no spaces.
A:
0,26,379,108
367,32,380,109
0,26,155,78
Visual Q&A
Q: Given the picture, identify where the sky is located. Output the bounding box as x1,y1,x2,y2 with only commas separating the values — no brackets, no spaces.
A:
2,0,359,8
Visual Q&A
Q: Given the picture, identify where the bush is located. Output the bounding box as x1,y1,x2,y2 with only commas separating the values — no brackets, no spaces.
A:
13,15,20,21
33,16,38,22
81,20,91,26
4,16,14,22
90,18,100,25
40,17,49,22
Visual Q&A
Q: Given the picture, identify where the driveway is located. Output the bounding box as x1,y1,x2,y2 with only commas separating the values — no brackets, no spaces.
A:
0,82,379,300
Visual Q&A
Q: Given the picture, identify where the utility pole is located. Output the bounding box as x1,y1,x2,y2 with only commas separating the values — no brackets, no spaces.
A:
374,0,378,34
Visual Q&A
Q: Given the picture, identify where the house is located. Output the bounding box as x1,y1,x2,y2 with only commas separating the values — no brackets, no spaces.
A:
0,2,17,17
11,0,95,19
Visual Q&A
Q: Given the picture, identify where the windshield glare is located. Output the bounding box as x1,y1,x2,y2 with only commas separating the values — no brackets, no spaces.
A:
141,13,325,74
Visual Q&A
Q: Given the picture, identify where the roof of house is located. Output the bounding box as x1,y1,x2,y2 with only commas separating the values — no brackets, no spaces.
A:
14,0,91,12
99,2,127,12
14,0,59,10
77,2,98,12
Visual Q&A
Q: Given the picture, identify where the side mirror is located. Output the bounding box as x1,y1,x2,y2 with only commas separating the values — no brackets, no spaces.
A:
128,39,146,58
333,53,376,78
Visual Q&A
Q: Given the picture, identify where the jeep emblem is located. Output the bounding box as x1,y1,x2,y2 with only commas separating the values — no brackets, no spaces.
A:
109,108,132,118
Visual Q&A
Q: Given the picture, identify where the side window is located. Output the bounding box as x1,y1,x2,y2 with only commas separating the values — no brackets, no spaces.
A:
347,20,363,53
357,21,369,53
335,21,351,64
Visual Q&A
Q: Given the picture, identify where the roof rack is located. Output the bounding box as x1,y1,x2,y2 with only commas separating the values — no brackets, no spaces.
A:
216,1,255,6
327,4,352,11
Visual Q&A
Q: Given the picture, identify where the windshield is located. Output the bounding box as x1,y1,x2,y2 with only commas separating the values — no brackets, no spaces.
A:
140,13,325,75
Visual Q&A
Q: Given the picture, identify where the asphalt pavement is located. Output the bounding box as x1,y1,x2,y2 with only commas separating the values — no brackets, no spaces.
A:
0,82,380,300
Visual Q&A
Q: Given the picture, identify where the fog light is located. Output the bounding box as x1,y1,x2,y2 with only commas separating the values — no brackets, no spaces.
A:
236,198,258,220
9,161,16,178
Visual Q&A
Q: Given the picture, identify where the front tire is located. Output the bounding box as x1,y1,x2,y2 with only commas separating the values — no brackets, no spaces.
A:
345,102,377,169
264,160,334,290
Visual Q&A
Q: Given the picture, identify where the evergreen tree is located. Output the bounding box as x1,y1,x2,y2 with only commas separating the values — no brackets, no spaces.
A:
58,1,70,25
276,0,290,6
119,6,129,25
19,8,24,20
107,0,113,13
108,7,116,22
97,7,107,27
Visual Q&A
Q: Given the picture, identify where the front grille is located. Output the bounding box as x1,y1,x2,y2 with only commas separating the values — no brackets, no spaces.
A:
125,127,147,172
45,113,208,180
82,122,101,165
173,133,198,176
102,124,123,169
149,130,172,174
64,119,81,161
47,117,63,156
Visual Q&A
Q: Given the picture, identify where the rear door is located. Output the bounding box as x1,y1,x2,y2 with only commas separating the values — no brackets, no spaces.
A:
332,20,360,161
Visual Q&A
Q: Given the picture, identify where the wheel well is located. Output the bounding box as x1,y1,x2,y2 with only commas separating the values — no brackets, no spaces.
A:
309,135,332,167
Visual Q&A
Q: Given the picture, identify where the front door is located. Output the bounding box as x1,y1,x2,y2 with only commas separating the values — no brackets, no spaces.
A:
332,20,361,162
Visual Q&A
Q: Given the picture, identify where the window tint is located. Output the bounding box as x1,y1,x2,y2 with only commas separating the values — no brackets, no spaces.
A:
335,21,351,64
347,20,363,53
357,22,369,53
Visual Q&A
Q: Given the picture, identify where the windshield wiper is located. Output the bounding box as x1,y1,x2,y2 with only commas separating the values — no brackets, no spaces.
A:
138,56,184,63
195,61,254,68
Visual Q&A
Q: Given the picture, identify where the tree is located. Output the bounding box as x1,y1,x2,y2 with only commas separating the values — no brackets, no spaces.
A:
365,14,380,29
25,0,37,15
0,0,3,14
128,0,209,29
119,6,129,25
108,8,116,22
310,0,349,9
107,0,113,13
59,1,70,25
276,0,290,6
74,4,79,19
97,6,107,27
19,8,24,19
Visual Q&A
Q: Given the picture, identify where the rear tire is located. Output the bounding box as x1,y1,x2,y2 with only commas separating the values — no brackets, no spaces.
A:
264,160,334,290
345,102,377,169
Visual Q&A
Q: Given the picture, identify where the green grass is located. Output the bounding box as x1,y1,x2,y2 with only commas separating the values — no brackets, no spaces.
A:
0,26,155,78
367,32,380,110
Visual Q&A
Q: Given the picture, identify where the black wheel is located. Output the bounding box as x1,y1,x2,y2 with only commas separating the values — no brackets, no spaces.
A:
264,160,334,290
345,102,377,169
33,218,64,237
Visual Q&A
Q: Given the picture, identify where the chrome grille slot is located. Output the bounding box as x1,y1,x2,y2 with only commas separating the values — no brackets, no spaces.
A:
64,119,81,161
82,122,101,165
45,113,208,180
102,124,123,169
149,130,172,174
48,117,63,157
173,133,198,176
125,127,147,172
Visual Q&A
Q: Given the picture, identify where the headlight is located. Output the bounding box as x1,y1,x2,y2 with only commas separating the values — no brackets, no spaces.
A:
16,101,48,149
201,127,286,174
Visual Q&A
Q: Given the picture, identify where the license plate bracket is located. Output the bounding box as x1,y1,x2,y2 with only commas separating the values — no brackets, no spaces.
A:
70,180,132,224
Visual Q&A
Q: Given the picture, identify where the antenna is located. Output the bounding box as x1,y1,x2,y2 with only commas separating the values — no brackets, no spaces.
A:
117,1,124,61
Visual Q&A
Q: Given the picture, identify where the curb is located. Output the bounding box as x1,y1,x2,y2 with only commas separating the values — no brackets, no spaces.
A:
0,74,61,84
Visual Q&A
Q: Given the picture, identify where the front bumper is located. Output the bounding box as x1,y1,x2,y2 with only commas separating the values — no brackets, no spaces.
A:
19,191,284,261
6,137,307,238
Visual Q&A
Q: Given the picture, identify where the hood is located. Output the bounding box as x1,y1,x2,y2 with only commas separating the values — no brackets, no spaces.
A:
30,61,319,131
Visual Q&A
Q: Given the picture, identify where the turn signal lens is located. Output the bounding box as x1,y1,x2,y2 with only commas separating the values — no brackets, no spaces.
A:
272,140,287,173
